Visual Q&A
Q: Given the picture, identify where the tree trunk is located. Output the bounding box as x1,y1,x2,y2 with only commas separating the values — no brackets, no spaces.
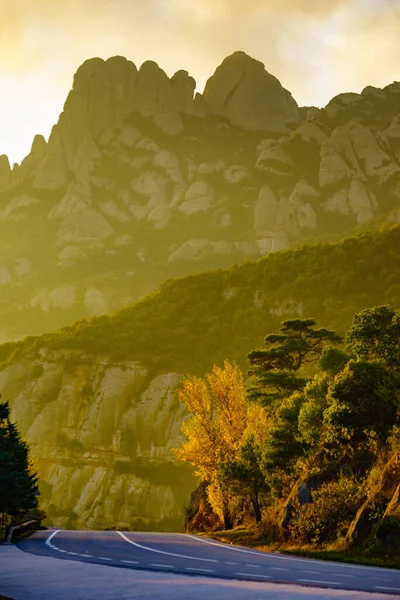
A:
222,507,233,530
251,492,262,524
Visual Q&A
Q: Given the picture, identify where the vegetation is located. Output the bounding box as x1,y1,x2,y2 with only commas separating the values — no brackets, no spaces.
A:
174,306,400,561
0,400,39,534
2,224,400,376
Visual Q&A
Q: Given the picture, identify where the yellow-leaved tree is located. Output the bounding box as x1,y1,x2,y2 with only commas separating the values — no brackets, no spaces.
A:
174,360,268,529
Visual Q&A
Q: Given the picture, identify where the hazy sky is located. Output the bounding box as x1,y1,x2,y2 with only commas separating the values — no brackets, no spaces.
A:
0,0,399,165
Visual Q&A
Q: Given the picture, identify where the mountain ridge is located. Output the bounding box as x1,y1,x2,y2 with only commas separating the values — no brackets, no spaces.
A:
0,50,399,344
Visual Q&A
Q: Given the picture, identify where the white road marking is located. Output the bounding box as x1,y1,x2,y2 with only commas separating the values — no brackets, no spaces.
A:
151,564,174,568
185,534,399,574
375,587,400,593
117,531,218,563
300,570,320,574
97,557,112,561
270,567,289,571
224,561,239,565
246,564,262,569
185,568,215,573
297,579,341,586
235,572,271,579
66,552,80,556
45,529,61,550
120,560,140,565
338,574,355,578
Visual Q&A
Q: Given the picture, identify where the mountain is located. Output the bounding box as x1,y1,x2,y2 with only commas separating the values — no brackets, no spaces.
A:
1,52,400,342
2,224,400,529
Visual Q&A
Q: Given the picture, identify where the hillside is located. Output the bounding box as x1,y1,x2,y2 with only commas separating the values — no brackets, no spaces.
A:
0,51,400,341
2,224,400,529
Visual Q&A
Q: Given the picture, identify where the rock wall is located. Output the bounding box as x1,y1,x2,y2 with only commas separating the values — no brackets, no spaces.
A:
0,351,194,530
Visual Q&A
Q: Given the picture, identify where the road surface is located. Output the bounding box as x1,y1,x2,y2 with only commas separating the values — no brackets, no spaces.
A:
13,529,400,595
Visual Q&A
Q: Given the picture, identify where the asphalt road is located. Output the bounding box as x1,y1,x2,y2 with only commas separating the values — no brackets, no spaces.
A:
17,530,400,595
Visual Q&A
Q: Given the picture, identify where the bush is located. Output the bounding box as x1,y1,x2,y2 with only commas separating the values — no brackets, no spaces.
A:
375,516,400,553
289,477,364,544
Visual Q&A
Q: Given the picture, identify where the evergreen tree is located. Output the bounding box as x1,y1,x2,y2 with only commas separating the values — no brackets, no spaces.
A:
247,318,341,406
0,400,38,526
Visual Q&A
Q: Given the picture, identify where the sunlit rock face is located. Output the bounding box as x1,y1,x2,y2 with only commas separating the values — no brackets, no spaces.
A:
0,352,192,530
203,51,301,132
0,52,400,341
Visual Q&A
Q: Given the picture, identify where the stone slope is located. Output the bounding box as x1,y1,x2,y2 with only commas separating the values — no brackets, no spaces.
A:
0,52,399,342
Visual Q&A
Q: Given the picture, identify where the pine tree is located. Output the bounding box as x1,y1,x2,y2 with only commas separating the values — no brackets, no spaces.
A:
0,400,38,527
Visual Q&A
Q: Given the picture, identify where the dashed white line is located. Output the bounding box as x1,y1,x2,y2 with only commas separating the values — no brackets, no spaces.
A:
97,557,112,561
185,567,215,573
66,552,80,556
246,564,262,569
151,563,174,569
270,567,289,572
224,561,239,565
120,560,140,565
186,534,399,575
235,572,271,579
300,570,320,575
297,579,341,586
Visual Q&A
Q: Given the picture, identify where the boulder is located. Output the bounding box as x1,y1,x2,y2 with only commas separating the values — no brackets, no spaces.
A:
178,181,214,215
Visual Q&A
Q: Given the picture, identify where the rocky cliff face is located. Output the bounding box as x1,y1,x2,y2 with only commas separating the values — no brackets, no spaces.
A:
0,52,399,342
0,350,194,529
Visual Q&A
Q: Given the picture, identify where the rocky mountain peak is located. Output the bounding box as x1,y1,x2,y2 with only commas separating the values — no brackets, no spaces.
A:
203,51,300,132
0,154,11,190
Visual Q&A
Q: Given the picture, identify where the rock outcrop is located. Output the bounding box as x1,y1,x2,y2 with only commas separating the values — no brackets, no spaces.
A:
0,352,193,530
0,51,400,341
203,51,300,132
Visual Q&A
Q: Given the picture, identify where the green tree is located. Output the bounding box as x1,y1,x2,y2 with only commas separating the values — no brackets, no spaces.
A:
298,374,331,447
324,360,398,449
218,436,268,524
0,400,38,527
346,305,400,372
247,319,341,406
261,392,305,480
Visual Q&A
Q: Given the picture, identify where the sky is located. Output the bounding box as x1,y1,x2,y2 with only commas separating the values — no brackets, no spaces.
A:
0,0,399,165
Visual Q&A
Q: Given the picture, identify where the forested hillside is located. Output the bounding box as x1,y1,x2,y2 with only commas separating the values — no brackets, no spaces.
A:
1,224,400,530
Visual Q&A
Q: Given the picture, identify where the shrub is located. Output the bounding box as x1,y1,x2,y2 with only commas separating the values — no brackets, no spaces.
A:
289,477,364,544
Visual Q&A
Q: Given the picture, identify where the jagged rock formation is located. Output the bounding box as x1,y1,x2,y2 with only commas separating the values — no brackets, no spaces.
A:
0,52,400,344
203,51,300,131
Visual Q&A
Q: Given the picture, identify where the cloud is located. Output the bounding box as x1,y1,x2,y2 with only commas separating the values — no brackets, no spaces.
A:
0,0,399,163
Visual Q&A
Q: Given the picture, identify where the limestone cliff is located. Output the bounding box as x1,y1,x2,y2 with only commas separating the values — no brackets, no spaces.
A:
0,352,194,529
0,52,400,342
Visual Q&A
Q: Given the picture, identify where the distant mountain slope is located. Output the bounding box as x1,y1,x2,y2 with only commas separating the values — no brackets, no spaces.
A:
2,224,400,529
0,52,399,341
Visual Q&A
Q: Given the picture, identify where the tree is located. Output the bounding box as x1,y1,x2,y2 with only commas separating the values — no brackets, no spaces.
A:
0,400,38,528
324,360,398,449
261,392,305,494
247,319,341,406
218,436,268,524
346,305,400,372
174,361,248,529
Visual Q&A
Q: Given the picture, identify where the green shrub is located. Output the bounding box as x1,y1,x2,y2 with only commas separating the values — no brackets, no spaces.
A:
289,477,364,544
